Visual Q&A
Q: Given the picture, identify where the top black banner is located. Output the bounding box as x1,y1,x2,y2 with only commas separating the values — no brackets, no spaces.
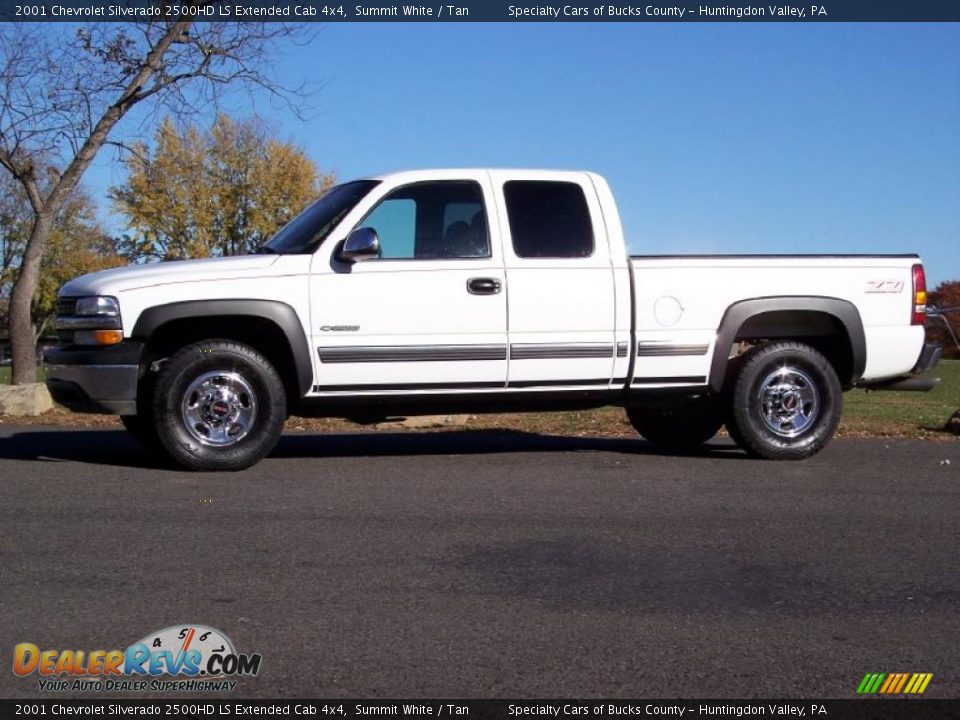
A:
1,0,959,23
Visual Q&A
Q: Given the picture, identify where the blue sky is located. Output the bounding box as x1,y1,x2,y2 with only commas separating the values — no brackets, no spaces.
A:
86,23,960,285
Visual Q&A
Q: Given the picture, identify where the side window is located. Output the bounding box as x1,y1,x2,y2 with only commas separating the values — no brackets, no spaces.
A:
503,181,594,259
356,181,490,259
357,198,416,259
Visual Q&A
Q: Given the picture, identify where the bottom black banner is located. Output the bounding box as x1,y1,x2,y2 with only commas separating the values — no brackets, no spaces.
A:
1,700,958,720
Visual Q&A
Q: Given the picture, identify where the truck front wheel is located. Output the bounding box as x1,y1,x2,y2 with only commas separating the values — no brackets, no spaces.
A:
626,404,724,450
726,341,842,460
152,340,287,471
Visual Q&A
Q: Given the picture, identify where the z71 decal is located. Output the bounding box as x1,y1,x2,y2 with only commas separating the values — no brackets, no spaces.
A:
865,280,905,294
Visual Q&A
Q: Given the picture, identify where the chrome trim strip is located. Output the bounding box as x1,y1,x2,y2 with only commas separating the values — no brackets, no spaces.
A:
636,342,709,357
509,343,614,360
54,316,122,330
616,342,629,358
318,345,507,363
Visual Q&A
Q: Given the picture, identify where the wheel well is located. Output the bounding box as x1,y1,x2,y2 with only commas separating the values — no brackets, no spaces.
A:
727,310,856,387
141,315,303,401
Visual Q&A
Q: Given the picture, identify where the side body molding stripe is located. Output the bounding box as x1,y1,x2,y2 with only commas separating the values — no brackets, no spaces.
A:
510,343,614,360
709,296,867,392
132,299,314,397
318,343,619,363
318,345,507,363
637,342,709,357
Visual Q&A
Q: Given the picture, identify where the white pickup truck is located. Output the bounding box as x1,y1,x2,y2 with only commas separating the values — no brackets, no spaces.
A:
46,169,941,471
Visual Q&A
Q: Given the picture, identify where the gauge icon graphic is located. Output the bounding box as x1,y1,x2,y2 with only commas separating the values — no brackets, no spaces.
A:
134,624,236,675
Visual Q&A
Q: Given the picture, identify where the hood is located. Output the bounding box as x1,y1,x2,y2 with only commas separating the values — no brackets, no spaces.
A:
59,255,281,296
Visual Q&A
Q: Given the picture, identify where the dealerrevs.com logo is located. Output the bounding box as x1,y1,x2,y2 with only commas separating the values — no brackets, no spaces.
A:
13,624,261,692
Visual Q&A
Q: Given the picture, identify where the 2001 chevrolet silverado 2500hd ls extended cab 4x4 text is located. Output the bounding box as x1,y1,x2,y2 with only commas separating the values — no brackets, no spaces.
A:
45,169,942,470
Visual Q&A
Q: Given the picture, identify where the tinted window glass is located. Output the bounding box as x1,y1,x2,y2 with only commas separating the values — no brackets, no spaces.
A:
504,181,594,258
261,180,379,254
356,181,490,259
359,198,417,259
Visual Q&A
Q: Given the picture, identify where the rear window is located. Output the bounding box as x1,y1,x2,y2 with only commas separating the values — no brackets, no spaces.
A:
503,181,594,259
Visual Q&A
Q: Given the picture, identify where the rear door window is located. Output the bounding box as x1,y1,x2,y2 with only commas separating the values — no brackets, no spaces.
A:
503,181,594,259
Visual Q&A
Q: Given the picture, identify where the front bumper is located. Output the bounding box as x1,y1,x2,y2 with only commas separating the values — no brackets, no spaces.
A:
44,342,144,415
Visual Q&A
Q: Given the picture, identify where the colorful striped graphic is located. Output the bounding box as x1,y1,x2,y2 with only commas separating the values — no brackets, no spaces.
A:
856,672,933,694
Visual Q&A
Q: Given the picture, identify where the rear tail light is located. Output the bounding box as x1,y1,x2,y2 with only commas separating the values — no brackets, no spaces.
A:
911,264,927,326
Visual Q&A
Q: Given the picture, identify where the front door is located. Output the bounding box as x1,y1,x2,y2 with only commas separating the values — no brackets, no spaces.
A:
309,175,508,394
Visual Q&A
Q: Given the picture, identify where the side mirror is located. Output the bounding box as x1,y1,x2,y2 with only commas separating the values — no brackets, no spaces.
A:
339,227,381,263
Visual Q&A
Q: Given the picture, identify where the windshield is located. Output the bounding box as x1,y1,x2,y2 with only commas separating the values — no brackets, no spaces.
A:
259,180,380,254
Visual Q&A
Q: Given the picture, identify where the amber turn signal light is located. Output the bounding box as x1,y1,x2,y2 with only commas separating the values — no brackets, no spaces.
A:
74,329,123,346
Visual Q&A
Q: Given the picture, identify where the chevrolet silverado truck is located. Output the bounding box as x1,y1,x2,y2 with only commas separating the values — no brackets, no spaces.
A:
45,169,942,471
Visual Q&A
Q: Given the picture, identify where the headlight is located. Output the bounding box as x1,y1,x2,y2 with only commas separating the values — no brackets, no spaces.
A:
74,296,120,317
55,295,123,345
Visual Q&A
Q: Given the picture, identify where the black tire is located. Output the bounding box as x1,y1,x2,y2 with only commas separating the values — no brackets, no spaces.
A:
121,414,161,450
726,341,842,460
152,340,287,471
626,404,724,450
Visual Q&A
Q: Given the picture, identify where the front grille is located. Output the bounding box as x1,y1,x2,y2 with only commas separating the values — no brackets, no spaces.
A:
56,297,77,343
57,297,78,316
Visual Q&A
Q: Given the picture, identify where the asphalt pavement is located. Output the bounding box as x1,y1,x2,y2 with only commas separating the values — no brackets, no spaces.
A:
0,426,957,699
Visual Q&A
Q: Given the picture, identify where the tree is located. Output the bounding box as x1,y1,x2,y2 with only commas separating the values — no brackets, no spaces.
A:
0,172,30,298
0,17,309,384
34,193,126,340
928,281,960,359
0,176,121,346
111,114,331,261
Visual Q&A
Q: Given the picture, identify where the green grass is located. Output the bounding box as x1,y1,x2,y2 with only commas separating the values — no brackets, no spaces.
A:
0,366,46,384
842,359,959,436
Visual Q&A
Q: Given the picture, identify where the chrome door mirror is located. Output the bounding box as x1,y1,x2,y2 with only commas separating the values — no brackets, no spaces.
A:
339,227,381,262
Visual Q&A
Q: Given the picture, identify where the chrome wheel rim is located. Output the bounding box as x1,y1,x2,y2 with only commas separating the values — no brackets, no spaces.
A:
757,365,820,439
180,371,257,447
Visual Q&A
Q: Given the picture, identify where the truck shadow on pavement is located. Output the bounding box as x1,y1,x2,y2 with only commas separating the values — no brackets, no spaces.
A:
0,428,745,470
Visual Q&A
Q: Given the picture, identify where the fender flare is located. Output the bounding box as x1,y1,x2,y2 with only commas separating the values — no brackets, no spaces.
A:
131,299,313,397
709,296,866,392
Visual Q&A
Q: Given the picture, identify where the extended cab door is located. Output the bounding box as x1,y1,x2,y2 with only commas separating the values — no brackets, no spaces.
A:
491,172,619,389
308,173,508,393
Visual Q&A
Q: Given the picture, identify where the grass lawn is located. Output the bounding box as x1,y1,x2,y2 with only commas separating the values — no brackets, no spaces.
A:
841,359,959,437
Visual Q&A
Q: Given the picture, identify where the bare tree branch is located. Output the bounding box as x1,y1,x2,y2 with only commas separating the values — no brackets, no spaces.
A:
0,16,313,383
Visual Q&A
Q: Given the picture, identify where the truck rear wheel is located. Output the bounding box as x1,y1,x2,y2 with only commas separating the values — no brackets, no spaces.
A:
726,341,841,460
626,404,724,450
152,340,287,471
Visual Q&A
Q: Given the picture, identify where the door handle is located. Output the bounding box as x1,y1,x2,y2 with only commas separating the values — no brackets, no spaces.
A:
467,277,502,295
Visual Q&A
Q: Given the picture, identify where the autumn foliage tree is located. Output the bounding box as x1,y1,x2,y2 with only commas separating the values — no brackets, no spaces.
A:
928,280,960,359
110,115,331,261
1,175,123,344
34,193,126,338
0,19,309,384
